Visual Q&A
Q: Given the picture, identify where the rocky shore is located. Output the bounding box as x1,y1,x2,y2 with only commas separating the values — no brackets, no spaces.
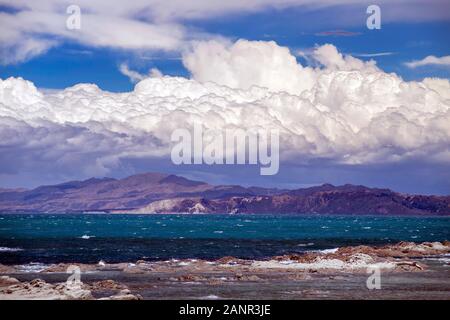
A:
0,276,142,300
1,241,449,300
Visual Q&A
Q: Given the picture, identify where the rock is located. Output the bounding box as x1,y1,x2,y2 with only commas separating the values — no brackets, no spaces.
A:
0,264,16,273
0,278,93,300
0,276,20,286
90,280,126,291
63,287,94,300
29,279,46,288
395,261,425,271
0,277,143,300
216,256,240,264
177,274,205,282
235,274,262,281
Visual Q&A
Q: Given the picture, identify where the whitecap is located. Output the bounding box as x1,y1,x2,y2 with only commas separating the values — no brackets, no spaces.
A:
297,243,314,247
0,247,23,252
17,263,48,273
319,248,339,254
80,235,94,239
213,230,224,234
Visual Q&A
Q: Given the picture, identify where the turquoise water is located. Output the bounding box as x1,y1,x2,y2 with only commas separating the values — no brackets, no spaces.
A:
0,214,449,264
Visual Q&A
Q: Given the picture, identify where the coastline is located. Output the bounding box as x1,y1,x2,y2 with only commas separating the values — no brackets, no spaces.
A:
1,241,449,300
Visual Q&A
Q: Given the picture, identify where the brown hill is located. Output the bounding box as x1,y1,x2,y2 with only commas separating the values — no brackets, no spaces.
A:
0,173,448,215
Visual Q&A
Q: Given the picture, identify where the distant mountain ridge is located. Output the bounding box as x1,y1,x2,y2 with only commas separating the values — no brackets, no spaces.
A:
0,172,448,215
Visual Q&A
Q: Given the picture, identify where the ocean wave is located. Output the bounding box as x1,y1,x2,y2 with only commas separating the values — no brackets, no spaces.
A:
318,248,339,254
0,247,23,252
80,235,95,239
297,242,314,247
17,263,49,273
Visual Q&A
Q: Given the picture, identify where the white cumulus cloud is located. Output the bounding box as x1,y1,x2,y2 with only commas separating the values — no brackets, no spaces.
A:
119,63,163,83
182,39,318,95
405,55,450,68
0,41,449,184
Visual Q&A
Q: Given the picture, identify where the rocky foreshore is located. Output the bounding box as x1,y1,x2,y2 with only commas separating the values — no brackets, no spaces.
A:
0,276,142,300
1,241,449,300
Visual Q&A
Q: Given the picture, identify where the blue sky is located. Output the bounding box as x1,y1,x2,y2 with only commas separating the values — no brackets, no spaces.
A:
0,1,449,194
1,4,449,91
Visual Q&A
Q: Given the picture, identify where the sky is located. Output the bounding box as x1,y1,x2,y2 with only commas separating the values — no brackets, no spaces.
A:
0,0,449,194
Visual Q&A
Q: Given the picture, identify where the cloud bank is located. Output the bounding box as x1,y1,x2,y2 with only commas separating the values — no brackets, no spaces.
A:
1,40,449,186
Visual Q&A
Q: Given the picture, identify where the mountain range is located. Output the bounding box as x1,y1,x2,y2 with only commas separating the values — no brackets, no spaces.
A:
0,172,449,215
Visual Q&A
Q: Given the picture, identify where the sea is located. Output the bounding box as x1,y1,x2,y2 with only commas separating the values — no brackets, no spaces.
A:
0,214,449,265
